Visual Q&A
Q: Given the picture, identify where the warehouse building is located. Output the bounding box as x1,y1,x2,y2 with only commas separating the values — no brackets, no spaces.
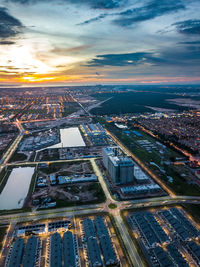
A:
63,231,77,267
94,216,109,238
134,166,150,184
8,238,24,267
48,220,70,232
50,232,62,267
121,184,161,195
99,235,118,266
83,218,95,241
83,217,118,267
22,236,39,267
87,237,103,267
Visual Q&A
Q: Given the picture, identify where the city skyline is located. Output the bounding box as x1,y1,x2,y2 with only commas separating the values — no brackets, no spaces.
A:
0,0,200,85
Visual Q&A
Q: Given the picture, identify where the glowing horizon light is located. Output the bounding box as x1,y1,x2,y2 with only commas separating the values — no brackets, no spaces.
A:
8,46,52,74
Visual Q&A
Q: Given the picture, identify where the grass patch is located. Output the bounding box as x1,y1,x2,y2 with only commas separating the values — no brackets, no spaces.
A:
108,203,117,209
9,152,27,162
0,167,12,194
182,204,200,223
0,207,31,216
0,226,8,250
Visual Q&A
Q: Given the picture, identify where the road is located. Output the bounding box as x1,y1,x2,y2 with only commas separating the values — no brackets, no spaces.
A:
114,214,144,267
90,158,114,202
0,194,199,224
0,134,23,173
6,157,100,166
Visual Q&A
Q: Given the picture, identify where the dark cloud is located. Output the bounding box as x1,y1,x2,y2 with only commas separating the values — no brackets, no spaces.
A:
86,52,165,67
179,41,200,44
173,20,200,35
71,0,123,9
0,7,23,40
114,0,185,26
7,0,125,9
77,14,107,26
0,40,15,45
87,45,200,68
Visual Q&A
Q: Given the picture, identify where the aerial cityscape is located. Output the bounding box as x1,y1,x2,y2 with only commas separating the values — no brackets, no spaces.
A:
0,1,200,267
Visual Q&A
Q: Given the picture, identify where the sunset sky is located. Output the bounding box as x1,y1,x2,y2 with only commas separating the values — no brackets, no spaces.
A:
0,0,200,85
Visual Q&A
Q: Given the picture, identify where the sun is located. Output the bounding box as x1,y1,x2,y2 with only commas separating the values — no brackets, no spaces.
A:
8,45,52,75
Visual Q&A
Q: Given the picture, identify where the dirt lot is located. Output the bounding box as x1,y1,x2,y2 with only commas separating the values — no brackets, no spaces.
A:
25,161,105,208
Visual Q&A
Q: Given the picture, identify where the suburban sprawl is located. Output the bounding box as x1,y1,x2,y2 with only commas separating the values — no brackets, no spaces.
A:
0,85,200,267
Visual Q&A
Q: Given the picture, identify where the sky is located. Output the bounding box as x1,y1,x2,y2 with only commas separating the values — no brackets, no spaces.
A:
0,0,200,85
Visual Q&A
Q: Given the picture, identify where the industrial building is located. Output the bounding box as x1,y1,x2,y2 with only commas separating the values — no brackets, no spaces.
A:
129,208,200,267
49,174,57,185
16,223,46,237
8,238,24,267
81,123,105,136
81,123,109,146
82,218,95,241
48,220,70,232
58,174,97,185
50,232,62,267
82,217,119,267
49,231,78,267
160,208,200,241
102,147,117,169
103,147,134,184
108,156,134,184
121,184,161,195
22,236,39,267
94,216,109,238
20,132,58,151
63,231,77,267
87,237,103,267
5,219,79,267
134,166,150,184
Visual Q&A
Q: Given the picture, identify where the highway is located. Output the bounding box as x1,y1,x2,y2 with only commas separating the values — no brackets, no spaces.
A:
6,157,100,166
0,195,199,225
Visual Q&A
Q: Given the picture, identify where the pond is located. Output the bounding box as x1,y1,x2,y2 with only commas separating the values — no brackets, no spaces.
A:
0,167,35,210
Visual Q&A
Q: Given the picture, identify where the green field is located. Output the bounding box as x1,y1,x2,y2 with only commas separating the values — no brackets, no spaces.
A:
91,91,191,115
0,226,7,250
